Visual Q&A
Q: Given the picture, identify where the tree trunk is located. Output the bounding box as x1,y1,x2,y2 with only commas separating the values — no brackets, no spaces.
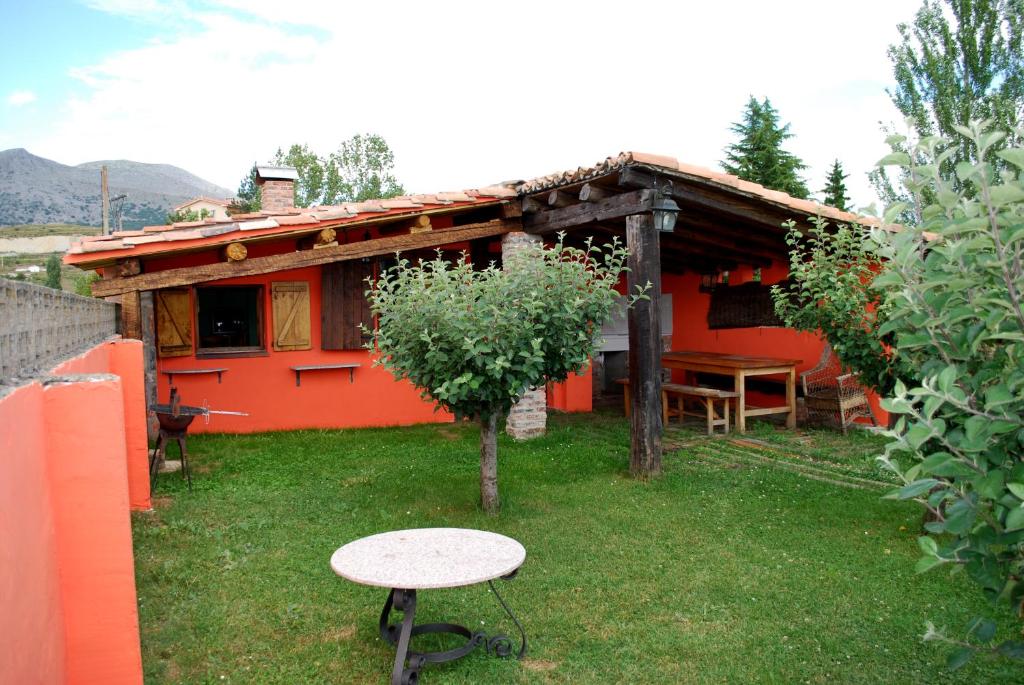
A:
480,413,500,514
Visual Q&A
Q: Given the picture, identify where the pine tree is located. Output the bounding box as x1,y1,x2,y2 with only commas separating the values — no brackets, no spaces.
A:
822,159,851,211
235,163,261,212
722,96,810,199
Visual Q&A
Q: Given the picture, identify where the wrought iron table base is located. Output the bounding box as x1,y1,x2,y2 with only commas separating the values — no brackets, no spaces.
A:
378,575,526,685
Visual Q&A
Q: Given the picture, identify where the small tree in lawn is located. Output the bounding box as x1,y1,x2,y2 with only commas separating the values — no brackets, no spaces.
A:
365,236,644,514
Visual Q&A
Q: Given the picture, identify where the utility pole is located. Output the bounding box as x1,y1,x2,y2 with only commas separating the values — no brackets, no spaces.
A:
100,165,110,235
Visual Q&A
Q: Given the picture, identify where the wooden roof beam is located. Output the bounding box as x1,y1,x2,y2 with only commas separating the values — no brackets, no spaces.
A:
618,167,798,232
523,189,652,234
91,219,518,297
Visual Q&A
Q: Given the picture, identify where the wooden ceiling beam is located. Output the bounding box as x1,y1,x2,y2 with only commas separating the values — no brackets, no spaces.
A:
91,219,518,297
665,229,777,267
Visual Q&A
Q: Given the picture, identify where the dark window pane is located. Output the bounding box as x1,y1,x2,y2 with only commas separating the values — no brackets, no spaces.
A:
196,286,262,349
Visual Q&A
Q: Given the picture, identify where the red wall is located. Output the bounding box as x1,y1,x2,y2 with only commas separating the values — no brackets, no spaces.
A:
663,264,885,422
543,262,885,424
154,261,452,434
0,339,146,685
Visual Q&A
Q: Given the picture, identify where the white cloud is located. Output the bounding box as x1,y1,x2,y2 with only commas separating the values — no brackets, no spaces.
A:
7,90,37,107
31,0,919,207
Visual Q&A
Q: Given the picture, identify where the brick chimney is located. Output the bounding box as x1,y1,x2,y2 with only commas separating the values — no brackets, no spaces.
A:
255,165,297,213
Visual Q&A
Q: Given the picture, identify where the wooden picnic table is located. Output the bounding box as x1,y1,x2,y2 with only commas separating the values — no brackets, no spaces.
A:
661,351,801,433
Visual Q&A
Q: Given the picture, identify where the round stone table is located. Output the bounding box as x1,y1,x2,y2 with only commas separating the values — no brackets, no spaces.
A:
331,528,527,685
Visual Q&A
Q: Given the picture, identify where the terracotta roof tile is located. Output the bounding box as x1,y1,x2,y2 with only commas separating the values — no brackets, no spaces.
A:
198,224,240,237
121,234,170,247
239,218,280,231
271,214,320,226
79,239,125,252
312,207,358,220
162,229,207,242
516,151,872,225
379,199,424,209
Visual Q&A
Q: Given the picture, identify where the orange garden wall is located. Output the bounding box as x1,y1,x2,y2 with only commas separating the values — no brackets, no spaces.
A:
0,339,146,685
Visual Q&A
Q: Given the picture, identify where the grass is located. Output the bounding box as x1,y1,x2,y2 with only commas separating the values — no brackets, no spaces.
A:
133,412,1023,684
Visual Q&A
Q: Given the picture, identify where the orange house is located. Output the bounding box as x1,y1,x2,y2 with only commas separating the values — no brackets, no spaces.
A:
66,156,884,436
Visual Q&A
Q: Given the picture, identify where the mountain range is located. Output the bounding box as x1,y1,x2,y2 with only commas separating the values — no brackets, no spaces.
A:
0,148,234,228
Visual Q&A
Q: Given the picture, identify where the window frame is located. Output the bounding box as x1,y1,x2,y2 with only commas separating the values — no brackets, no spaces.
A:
194,284,268,358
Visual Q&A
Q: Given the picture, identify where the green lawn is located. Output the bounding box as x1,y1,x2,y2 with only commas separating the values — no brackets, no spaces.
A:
132,413,1023,684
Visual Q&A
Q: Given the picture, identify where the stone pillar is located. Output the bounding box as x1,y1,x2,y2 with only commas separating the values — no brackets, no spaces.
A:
502,232,547,440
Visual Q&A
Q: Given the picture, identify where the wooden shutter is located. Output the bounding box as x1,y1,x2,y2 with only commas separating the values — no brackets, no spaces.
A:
271,281,312,351
155,289,193,357
321,260,373,350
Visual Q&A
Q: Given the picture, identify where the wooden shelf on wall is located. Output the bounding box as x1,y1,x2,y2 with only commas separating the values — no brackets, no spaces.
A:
290,363,360,387
162,368,228,384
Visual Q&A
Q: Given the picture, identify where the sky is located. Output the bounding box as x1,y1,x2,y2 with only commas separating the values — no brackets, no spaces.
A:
0,0,922,209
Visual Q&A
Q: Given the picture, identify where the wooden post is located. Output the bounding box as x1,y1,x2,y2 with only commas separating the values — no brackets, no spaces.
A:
120,290,142,340
140,291,159,439
626,213,662,478
100,165,110,235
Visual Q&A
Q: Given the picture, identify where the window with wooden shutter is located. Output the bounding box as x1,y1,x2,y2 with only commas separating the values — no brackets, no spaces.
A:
271,281,312,351
321,260,373,350
155,289,193,357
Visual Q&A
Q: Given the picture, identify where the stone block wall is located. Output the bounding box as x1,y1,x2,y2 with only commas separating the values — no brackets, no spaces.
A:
0,278,117,387
502,232,547,440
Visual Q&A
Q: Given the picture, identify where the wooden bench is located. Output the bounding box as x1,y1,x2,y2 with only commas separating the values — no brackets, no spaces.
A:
615,379,739,436
663,383,738,435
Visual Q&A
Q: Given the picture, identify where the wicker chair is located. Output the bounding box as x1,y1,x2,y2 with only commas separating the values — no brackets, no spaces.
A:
801,344,876,433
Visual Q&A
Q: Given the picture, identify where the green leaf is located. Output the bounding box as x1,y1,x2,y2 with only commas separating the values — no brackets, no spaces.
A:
878,152,911,166
1005,506,1024,532
988,185,1024,206
970,618,997,643
918,536,939,556
984,385,1014,410
1007,483,1024,500
997,148,1024,170
975,471,1005,500
946,646,973,670
897,479,940,499
916,555,945,574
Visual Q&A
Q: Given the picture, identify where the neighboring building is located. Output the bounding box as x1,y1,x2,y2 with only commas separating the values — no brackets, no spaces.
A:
66,152,882,434
173,196,234,221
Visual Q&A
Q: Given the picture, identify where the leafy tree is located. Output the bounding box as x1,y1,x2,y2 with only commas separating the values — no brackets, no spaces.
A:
722,96,810,199
822,159,852,211
274,144,325,208
328,133,405,203
235,163,262,213
256,134,405,207
871,0,1024,208
73,271,99,297
44,254,61,290
872,122,1024,668
771,218,901,396
365,238,643,514
165,207,212,224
